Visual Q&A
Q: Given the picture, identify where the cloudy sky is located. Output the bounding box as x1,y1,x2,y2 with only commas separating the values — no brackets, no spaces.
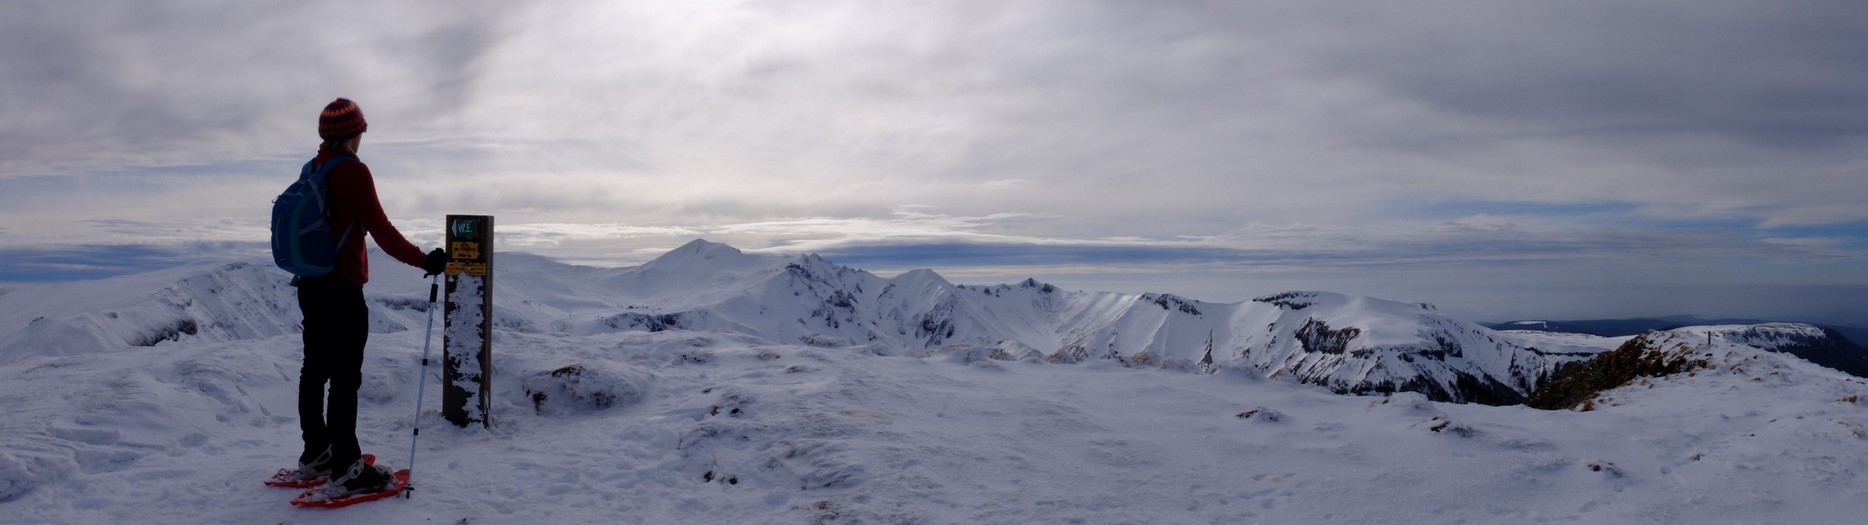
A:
2,1,1864,323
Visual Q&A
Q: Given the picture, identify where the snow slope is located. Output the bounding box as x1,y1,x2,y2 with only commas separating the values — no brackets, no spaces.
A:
3,314,1867,522
2,243,1867,522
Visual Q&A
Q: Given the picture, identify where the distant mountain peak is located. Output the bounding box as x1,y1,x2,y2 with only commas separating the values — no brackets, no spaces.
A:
893,268,945,282
673,238,744,258
639,239,762,270
1141,293,1203,316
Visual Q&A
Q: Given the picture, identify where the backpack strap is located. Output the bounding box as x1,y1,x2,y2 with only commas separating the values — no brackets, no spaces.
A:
307,154,360,253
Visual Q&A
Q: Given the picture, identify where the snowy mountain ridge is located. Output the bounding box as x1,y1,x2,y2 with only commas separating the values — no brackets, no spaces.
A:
6,243,1868,522
0,239,1845,405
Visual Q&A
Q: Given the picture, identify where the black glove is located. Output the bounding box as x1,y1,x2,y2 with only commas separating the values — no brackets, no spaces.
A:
422,248,449,277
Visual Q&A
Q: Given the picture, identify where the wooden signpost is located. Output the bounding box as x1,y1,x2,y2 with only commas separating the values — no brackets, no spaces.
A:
442,214,494,428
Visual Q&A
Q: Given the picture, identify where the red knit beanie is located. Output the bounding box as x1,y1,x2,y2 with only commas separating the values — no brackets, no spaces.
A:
319,98,368,140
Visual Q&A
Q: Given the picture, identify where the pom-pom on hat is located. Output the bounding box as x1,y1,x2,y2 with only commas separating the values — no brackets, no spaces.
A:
318,98,368,140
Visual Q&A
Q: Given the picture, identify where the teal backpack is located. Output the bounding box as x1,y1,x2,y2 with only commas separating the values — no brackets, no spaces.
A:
270,155,356,277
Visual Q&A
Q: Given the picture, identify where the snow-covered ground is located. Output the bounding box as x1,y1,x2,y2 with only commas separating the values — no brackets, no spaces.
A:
3,249,1868,523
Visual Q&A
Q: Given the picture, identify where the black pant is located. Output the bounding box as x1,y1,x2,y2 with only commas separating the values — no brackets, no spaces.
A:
296,275,369,469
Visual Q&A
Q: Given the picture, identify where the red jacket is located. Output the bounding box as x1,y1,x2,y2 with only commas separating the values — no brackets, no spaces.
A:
315,146,426,287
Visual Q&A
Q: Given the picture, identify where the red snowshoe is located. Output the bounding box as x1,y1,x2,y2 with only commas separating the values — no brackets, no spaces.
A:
290,468,410,508
265,453,375,488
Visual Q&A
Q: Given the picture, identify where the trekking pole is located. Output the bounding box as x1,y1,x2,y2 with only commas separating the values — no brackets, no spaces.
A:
405,273,441,498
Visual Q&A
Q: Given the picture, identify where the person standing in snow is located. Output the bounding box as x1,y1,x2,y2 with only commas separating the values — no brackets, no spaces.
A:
281,98,448,495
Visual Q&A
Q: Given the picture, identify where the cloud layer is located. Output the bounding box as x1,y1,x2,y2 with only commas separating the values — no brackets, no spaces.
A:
2,1,1864,322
